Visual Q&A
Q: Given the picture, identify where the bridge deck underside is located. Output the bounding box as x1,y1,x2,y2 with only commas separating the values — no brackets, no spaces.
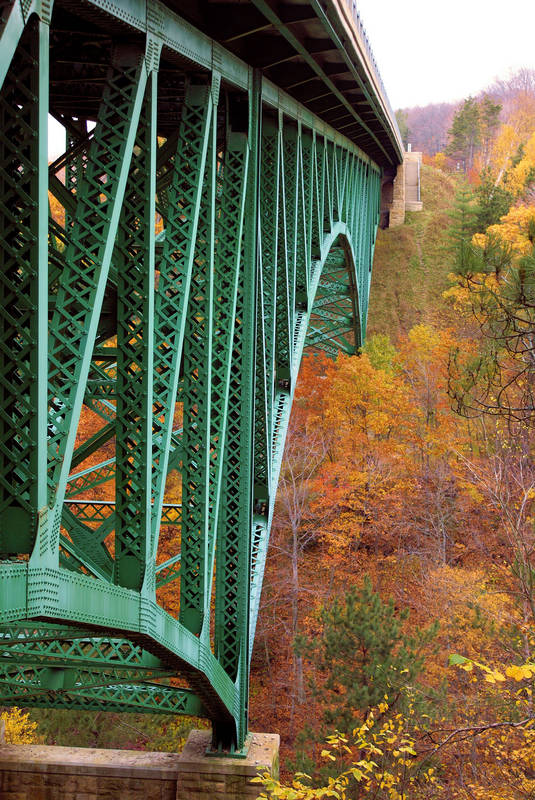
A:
0,0,386,749
47,0,401,168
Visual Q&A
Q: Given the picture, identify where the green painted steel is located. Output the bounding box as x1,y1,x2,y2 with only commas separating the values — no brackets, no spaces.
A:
0,0,392,750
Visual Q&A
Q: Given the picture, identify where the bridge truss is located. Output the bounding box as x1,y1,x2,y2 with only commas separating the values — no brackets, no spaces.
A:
0,0,390,748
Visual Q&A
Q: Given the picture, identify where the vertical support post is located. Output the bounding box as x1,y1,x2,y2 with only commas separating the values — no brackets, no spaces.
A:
357,161,368,343
256,114,279,503
237,66,262,748
208,105,249,617
294,121,307,312
179,80,217,634
0,0,30,93
39,51,148,567
310,131,322,261
0,16,48,555
34,13,50,560
114,67,157,591
284,123,297,372
323,137,333,232
302,129,314,282
150,78,214,568
33,21,50,515
213,69,262,750
274,112,291,385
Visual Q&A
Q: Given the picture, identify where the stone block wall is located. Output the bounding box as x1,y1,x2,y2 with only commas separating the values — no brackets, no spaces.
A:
0,727,279,800
0,741,180,800
386,151,424,227
177,730,279,800
389,161,406,227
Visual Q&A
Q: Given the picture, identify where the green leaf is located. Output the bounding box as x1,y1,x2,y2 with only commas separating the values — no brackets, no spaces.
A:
448,653,469,666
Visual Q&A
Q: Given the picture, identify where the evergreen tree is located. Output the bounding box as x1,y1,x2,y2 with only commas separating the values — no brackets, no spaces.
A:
445,95,501,173
395,109,410,149
473,168,513,232
296,577,438,735
446,97,481,173
447,185,480,275
478,95,502,165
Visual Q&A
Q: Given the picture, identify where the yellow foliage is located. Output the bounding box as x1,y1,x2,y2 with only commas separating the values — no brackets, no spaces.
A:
443,655,535,797
253,701,439,799
475,204,535,255
443,270,503,316
489,124,521,183
432,152,447,171
1,707,39,744
506,130,535,196
505,664,535,681
506,91,535,141
406,323,443,361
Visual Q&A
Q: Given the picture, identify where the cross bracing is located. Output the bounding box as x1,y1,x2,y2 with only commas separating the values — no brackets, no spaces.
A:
0,0,399,749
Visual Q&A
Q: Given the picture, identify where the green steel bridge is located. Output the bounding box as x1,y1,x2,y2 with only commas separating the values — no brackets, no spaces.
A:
0,0,402,750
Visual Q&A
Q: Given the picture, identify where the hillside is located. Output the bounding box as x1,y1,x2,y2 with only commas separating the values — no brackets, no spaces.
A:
368,165,456,337
398,102,455,155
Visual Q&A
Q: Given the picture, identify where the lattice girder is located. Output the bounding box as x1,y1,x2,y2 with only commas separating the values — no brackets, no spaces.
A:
0,0,382,750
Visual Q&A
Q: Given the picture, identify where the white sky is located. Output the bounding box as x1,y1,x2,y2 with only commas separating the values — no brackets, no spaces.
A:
356,0,535,109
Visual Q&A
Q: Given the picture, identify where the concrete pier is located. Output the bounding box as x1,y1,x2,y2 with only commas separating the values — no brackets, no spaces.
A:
0,727,279,800
177,730,279,799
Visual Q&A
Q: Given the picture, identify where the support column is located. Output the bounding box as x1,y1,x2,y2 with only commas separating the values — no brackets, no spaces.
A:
388,161,406,227
176,730,279,800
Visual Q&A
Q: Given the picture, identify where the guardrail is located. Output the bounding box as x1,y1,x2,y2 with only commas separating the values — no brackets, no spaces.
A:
344,0,403,145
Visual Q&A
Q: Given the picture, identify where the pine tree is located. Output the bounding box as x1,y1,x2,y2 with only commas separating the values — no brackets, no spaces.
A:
296,577,438,735
474,167,512,231
445,95,501,174
446,97,482,173
479,95,502,166
447,185,480,275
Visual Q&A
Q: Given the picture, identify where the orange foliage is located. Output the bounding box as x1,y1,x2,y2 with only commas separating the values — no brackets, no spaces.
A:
251,321,524,783
298,327,471,563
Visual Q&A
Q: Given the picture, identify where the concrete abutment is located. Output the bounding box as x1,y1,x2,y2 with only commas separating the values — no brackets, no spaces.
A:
0,727,279,799
381,149,423,228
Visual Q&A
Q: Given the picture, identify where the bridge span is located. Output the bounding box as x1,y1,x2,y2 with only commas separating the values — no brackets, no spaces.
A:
0,0,402,750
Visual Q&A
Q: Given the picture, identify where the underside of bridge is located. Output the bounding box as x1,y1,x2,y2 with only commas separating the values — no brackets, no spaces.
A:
0,0,402,750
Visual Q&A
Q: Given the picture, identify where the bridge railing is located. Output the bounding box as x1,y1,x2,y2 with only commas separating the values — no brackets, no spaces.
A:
343,0,403,147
